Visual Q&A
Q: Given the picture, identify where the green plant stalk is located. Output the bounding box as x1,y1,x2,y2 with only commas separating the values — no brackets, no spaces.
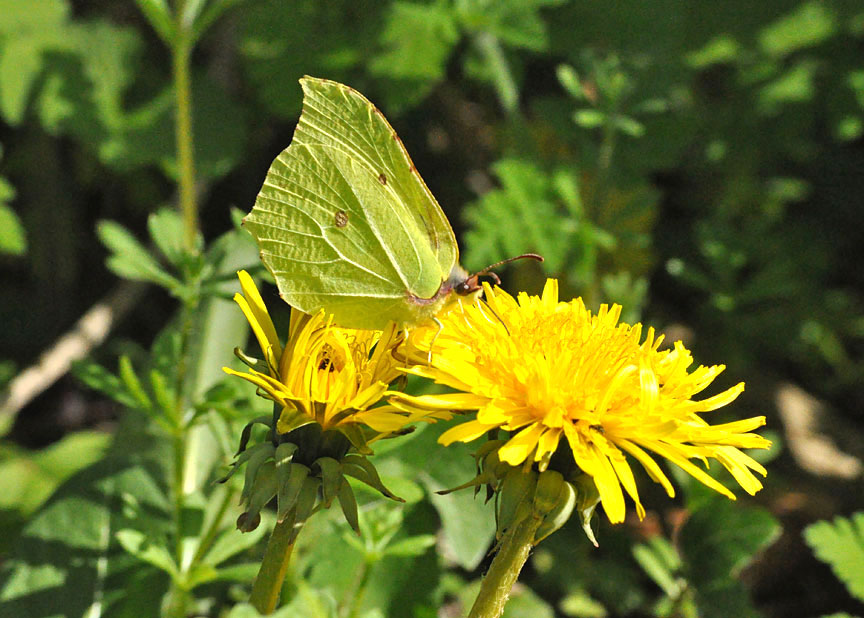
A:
172,17,198,253
164,4,201,617
250,513,300,614
343,557,374,618
467,513,543,618
164,585,192,618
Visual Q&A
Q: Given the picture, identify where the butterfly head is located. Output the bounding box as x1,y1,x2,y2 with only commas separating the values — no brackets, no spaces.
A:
451,253,544,298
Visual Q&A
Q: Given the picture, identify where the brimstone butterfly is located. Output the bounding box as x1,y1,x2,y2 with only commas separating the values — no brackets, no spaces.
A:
245,76,538,330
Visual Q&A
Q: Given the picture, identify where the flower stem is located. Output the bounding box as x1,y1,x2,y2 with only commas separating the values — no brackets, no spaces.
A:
250,514,300,614
468,514,542,618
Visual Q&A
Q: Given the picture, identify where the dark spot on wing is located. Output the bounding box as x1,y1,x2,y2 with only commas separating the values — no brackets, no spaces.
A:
334,210,349,228
378,173,387,185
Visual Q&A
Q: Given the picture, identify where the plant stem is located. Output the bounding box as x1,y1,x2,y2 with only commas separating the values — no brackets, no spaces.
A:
342,558,374,618
172,1,198,254
164,6,200,617
191,485,236,565
467,514,543,618
164,585,191,618
250,513,300,614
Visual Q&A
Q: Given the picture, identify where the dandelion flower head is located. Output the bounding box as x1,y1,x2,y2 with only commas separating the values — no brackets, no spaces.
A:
391,279,771,523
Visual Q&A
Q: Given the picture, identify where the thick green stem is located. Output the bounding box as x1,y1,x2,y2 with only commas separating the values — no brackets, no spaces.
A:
172,12,198,253
250,514,300,614
468,514,543,618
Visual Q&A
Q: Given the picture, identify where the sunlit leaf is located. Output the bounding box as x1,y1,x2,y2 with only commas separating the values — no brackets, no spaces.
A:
759,1,836,57
0,202,26,256
0,458,170,617
804,513,864,602
370,2,459,81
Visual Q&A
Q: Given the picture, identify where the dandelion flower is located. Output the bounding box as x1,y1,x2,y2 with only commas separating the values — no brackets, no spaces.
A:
223,270,422,451
390,280,770,524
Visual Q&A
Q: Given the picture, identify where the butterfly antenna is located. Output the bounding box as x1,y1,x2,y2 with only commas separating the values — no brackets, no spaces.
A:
476,253,544,278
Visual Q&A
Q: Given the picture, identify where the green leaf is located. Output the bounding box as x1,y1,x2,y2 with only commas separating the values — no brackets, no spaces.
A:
200,521,267,568
394,421,496,570
115,528,178,577
239,0,384,118
758,60,818,114
463,159,574,273
209,562,260,583
556,64,584,100
118,355,153,410
613,114,645,138
383,534,436,558
73,360,141,409
632,537,683,598
679,496,781,618
0,457,169,617
457,0,565,52
0,431,111,531
759,1,837,58
0,0,69,123
192,0,246,42
803,513,864,602
134,0,174,43
148,208,189,267
573,108,606,129
103,74,249,180
686,35,741,68
0,7,246,179
97,220,180,289
370,2,459,81
0,203,26,256
32,20,142,144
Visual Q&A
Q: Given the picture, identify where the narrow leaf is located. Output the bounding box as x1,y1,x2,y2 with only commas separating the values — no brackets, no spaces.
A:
383,534,436,558
134,0,175,43
0,203,26,255
115,529,178,577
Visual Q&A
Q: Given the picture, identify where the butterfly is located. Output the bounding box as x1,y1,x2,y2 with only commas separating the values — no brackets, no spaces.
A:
244,76,539,330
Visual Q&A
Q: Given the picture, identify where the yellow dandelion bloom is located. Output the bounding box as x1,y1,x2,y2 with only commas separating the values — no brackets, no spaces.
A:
390,279,771,524
223,271,418,444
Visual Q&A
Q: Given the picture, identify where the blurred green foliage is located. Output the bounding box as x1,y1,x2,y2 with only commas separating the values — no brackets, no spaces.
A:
1,0,862,616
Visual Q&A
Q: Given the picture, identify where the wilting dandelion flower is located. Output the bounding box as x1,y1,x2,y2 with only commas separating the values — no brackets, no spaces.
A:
221,271,436,533
390,279,770,524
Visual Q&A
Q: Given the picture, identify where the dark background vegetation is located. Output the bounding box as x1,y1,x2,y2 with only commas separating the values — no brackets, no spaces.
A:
1,1,863,617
